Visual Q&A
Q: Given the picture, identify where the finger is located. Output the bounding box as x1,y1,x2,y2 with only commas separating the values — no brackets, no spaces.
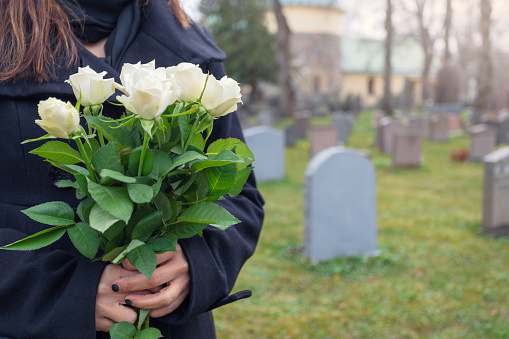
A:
113,258,188,293
149,286,190,318
126,275,190,310
96,318,116,332
108,304,138,324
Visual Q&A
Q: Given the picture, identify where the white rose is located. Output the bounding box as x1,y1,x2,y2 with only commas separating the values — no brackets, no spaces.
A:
166,63,208,103
65,66,115,106
201,75,242,118
35,98,80,139
117,61,181,120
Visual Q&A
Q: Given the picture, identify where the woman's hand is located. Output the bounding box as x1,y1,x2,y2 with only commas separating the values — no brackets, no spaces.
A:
113,243,191,318
96,264,150,332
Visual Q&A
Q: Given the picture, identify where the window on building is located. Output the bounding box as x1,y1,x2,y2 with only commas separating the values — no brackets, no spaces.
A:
368,78,375,95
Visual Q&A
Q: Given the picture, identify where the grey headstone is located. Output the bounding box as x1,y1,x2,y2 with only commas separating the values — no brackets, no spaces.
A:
295,111,311,139
310,125,338,157
392,133,422,168
304,147,378,262
469,124,496,162
375,116,391,148
284,125,298,147
380,121,405,154
429,114,449,142
243,126,285,183
332,111,355,144
484,116,509,145
482,146,509,235
408,116,430,138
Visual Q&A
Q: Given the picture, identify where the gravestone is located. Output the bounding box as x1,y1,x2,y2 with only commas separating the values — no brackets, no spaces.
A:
469,124,496,162
332,111,355,144
484,116,509,146
429,114,449,142
304,147,378,262
448,114,462,134
295,111,311,139
285,125,297,147
375,116,392,148
380,121,405,154
482,146,509,235
408,116,430,138
310,125,338,157
392,133,422,168
243,126,285,183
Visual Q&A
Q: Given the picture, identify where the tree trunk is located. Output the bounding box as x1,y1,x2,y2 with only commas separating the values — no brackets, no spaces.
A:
474,0,492,123
274,0,295,118
415,0,434,104
383,0,393,115
444,0,452,62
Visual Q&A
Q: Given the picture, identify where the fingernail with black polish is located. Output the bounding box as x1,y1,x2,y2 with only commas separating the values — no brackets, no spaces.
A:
112,284,120,292
125,299,133,306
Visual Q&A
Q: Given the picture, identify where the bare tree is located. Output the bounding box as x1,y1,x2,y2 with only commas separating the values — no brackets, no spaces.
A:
443,0,452,62
474,0,493,123
383,0,393,115
273,0,295,118
414,0,435,104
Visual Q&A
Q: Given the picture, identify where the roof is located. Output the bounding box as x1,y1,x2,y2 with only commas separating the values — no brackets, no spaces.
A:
341,37,441,77
279,0,340,9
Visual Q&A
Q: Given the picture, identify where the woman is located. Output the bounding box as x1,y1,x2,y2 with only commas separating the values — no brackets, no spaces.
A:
0,0,264,338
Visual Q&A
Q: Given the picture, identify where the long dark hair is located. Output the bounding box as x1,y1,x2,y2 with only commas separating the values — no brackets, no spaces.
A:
0,0,189,83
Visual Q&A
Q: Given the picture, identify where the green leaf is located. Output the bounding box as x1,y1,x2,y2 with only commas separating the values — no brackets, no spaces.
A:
149,150,173,180
183,172,210,203
192,149,246,171
136,309,150,331
229,167,253,197
128,147,153,176
22,201,75,226
146,237,177,253
112,239,145,265
21,134,56,144
141,119,155,137
153,192,174,222
103,220,126,241
77,198,94,223
0,225,70,251
30,141,83,164
89,204,121,233
207,138,254,169
102,245,127,262
189,130,205,150
88,181,133,223
134,328,163,339
196,112,214,133
168,151,206,173
178,202,240,228
178,114,190,147
83,138,101,161
127,184,154,204
100,169,137,183
131,210,164,242
127,245,157,280
109,321,136,339
67,222,101,259
85,116,135,148
91,141,123,175
165,221,207,239
204,163,237,196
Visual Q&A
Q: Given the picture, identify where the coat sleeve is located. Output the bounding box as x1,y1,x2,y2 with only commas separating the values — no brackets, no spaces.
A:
0,225,107,338
159,61,265,325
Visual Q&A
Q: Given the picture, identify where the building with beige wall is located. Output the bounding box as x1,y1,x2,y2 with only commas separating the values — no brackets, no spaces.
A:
341,37,440,108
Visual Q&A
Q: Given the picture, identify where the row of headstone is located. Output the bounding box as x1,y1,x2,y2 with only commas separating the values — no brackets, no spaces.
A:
483,116,509,146
469,124,497,162
303,147,378,262
375,117,422,167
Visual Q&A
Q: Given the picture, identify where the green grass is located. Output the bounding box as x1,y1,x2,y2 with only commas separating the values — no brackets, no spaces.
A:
214,110,509,338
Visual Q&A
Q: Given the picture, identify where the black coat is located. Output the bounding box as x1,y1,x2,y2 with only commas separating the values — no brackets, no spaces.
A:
0,1,264,338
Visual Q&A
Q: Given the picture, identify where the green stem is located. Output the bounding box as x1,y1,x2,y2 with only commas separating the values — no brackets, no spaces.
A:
75,138,96,182
138,131,150,177
143,314,150,330
183,114,200,152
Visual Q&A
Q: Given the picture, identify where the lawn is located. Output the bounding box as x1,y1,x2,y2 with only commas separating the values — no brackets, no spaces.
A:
214,110,509,338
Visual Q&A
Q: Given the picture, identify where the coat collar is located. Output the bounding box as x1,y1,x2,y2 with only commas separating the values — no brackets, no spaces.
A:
0,0,225,99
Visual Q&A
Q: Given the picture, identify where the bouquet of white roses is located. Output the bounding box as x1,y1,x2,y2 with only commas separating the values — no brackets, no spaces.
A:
1,61,253,339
